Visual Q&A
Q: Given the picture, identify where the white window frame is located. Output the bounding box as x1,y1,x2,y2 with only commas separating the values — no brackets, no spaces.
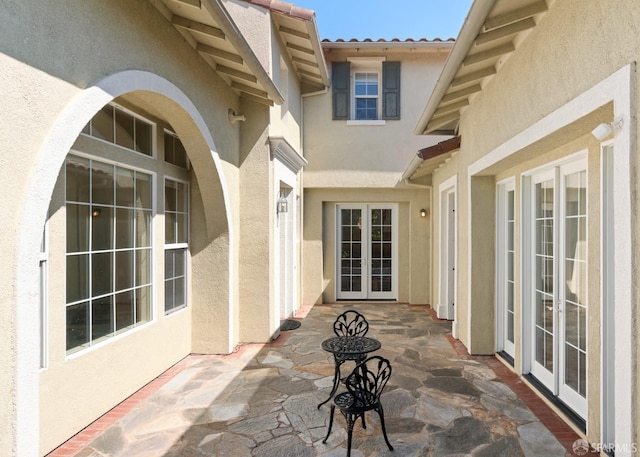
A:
81,102,157,159
65,151,156,356
347,57,386,126
39,218,49,370
164,177,190,315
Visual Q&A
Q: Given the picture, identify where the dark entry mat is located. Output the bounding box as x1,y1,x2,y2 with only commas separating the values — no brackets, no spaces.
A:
280,319,301,331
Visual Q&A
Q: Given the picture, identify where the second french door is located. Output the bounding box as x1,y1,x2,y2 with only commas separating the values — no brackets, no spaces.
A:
528,158,588,418
337,204,398,300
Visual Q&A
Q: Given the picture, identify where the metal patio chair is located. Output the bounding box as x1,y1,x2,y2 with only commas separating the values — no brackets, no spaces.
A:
323,355,394,456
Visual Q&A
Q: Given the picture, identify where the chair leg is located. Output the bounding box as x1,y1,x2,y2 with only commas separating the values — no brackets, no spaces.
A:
345,412,356,457
376,405,394,451
322,404,335,443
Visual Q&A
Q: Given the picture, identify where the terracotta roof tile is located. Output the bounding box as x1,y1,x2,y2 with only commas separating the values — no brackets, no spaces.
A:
323,37,455,43
239,0,315,21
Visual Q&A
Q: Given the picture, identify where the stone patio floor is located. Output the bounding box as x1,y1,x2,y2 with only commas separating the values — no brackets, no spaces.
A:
47,303,583,456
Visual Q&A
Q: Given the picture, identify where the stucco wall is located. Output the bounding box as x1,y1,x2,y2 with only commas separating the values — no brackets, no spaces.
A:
429,0,640,446
303,47,451,188
0,0,262,454
303,188,431,305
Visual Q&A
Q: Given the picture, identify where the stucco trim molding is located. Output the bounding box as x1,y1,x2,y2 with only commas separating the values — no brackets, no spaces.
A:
269,136,308,173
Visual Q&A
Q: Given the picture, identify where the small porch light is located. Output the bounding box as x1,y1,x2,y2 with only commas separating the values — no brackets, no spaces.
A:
277,191,288,214
420,208,427,218
591,117,623,141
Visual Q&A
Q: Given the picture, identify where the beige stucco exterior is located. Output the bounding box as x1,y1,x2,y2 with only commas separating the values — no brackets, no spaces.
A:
302,42,452,305
1,0,317,454
415,0,640,451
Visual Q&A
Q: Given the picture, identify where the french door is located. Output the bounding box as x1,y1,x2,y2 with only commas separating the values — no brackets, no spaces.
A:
528,158,587,418
497,180,515,358
337,204,397,300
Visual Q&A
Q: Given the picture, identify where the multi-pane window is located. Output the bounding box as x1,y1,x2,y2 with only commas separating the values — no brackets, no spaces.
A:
164,130,188,169
82,104,153,156
354,72,379,120
164,179,189,313
65,155,152,353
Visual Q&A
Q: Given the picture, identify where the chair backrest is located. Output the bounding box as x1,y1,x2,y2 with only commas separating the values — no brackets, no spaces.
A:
345,356,392,408
333,310,369,337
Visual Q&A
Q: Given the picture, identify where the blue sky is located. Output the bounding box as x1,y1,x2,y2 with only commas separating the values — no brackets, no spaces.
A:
297,1,474,41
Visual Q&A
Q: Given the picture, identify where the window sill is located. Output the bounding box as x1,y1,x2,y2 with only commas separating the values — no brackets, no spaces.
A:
346,120,386,126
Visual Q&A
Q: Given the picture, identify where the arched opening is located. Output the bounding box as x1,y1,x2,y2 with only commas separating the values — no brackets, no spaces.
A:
13,71,235,454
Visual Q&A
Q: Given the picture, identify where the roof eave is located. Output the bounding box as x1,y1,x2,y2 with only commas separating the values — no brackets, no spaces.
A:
414,0,497,135
208,0,285,104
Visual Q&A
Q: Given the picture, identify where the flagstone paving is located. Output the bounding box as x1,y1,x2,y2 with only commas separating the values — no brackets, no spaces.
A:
51,304,579,456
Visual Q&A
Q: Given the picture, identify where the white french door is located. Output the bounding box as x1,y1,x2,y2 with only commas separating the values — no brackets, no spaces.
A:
528,158,588,418
496,180,516,358
336,204,397,300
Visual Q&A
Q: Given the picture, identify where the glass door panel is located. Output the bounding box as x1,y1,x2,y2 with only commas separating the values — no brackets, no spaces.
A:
337,204,397,300
528,159,587,418
497,181,515,358
559,168,587,417
338,206,366,299
532,176,556,386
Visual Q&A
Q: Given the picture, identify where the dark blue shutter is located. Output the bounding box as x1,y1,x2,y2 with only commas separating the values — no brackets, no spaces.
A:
382,61,401,120
332,61,350,120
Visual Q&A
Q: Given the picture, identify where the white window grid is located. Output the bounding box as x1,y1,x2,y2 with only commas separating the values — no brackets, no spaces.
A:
353,71,379,120
65,155,154,354
82,103,156,158
164,177,189,314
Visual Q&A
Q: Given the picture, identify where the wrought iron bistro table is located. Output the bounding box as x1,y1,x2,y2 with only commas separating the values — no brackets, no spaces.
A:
317,335,381,409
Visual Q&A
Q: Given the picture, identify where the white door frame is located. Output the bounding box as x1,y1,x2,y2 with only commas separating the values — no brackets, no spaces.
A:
524,153,588,418
336,203,398,300
438,175,457,326
600,141,615,446
496,178,516,358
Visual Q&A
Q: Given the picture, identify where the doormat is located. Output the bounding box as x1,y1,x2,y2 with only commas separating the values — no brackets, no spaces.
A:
280,319,301,331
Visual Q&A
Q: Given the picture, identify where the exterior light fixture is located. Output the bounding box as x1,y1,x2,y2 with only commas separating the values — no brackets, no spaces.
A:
92,208,101,217
228,108,246,124
420,208,427,218
591,118,623,141
277,191,288,214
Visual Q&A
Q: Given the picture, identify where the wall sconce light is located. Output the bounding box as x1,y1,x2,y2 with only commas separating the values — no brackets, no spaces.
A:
228,108,246,124
277,191,288,214
92,208,101,217
591,118,623,141
420,208,427,218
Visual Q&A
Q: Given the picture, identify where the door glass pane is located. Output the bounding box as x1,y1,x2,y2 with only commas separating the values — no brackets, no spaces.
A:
340,209,362,292
534,179,554,371
370,207,392,293
563,170,587,398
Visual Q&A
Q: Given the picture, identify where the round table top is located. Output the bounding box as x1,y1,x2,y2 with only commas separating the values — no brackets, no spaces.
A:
321,335,381,355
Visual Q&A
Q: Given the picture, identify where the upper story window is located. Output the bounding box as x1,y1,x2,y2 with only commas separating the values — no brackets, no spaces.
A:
332,59,401,123
354,72,379,120
82,103,154,157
